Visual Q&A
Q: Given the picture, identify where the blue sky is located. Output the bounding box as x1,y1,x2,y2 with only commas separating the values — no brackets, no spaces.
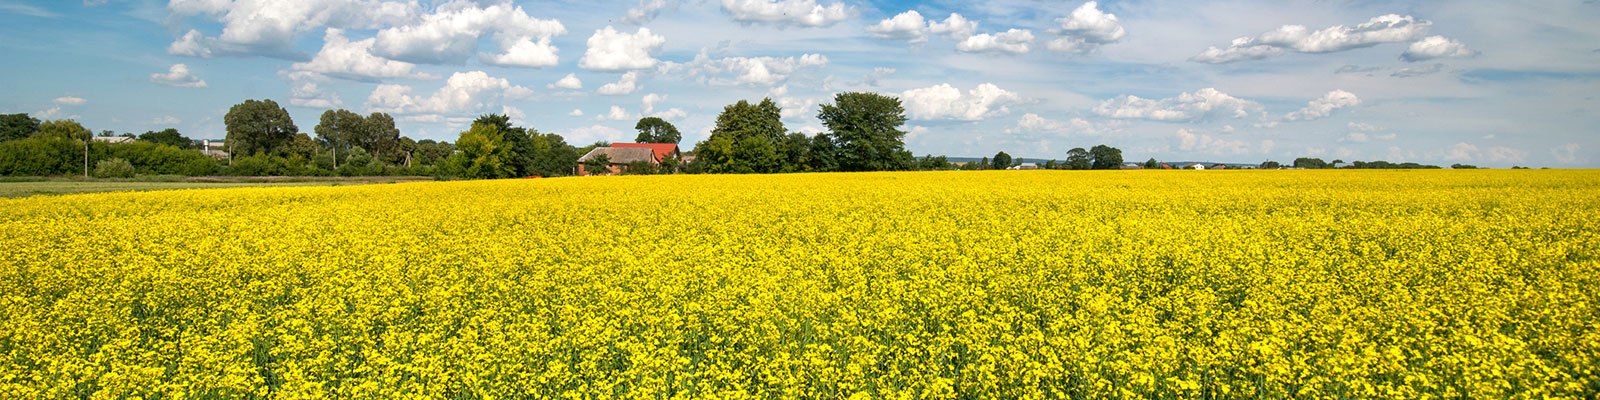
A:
2,0,1596,167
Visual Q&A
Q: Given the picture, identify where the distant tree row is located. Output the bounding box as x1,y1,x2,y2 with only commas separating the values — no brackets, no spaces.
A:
685,92,917,174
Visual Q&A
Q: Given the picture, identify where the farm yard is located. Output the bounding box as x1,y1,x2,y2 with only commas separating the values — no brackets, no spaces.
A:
1,170,1596,398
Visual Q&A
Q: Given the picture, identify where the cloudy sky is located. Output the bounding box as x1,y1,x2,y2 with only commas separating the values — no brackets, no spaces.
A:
2,0,1596,167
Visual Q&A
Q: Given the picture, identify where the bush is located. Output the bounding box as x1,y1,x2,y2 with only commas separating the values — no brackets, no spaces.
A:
93,158,136,178
0,136,81,176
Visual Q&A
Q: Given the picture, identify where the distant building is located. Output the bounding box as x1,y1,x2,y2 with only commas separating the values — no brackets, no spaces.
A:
1184,163,1206,170
1121,163,1144,170
1008,163,1039,170
91,136,133,144
200,139,229,159
577,143,681,176
1210,164,1228,170
1160,163,1175,169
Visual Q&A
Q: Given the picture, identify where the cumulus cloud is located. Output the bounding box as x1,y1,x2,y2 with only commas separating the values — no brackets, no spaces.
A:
1175,128,1254,156
1551,143,1582,164
569,109,584,117
549,73,582,90
370,2,565,66
1047,1,1125,54
1190,14,1430,63
1440,142,1476,161
283,71,343,108
150,64,208,88
900,83,1021,121
54,96,86,105
623,0,676,24
1483,146,1528,163
661,51,828,86
867,10,928,42
291,28,435,81
957,29,1034,54
1401,35,1477,62
166,0,419,59
1285,90,1360,121
1004,113,1116,135
721,0,851,28
928,13,979,40
854,67,895,86
1093,88,1260,121
366,71,533,114
597,105,635,121
597,71,642,95
580,26,666,71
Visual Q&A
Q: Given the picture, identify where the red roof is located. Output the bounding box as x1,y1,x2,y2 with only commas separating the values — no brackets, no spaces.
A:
611,143,679,162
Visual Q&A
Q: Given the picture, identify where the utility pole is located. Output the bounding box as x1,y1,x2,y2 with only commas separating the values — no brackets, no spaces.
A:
83,138,88,177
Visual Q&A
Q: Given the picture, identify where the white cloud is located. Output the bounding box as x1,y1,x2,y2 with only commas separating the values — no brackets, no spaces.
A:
1551,143,1582,164
569,109,584,117
366,71,533,114
867,10,927,42
1347,122,1379,132
1483,146,1528,163
1004,113,1115,135
1175,128,1253,155
1401,35,1478,62
856,67,896,86
1093,88,1260,121
34,106,72,120
281,70,343,108
642,93,667,114
721,0,851,28
567,124,627,144
956,29,1034,54
652,108,688,120
149,116,182,125
1391,63,1446,78
623,0,675,24
597,71,642,95
0,2,58,17
1285,90,1360,121
291,28,435,81
598,105,635,121
662,51,828,86
1191,14,1430,63
580,26,666,71
1441,142,1477,161
549,73,582,90
166,0,419,59
149,63,208,88
370,2,565,66
1047,1,1125,54
929,13,978,40
54,96,86,105
900,83,1021,121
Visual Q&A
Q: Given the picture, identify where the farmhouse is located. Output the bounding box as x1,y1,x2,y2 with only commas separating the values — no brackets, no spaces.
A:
577,143,680,176
1184,163,1206,170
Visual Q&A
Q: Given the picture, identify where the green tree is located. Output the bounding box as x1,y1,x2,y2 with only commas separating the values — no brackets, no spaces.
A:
582,153,613,175
453,123,515,179
1090,144,1123,170
37,120,92,141
992,151,1013,169
138,128,192,149
93,158,135,178
634,117,681,144
315,109,364,167
224,99,297,156
695,98,786,174
806,134,839,172
816,92,911,172
0,113,40,142
528,133,579,177
414,140,455,166
1260,160,1281,169
1065,148,1091,170
362,112,400,161
1144,158,1158,169
1293,157,1329,169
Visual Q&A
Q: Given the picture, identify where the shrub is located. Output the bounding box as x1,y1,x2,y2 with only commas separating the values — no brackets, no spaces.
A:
93,158,136,178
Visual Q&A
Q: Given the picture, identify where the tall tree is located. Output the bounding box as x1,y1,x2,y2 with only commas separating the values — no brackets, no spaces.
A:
816,92,912,172
314,109,363,168
1144,158,1159,169
36,120,92,141
634,117,681,144
1090,145,1123,170
363,112,400,161
224,99,298,156
694,98,786,174
1293,157,1329,169
1065,148,1091,170
452,122,515,179
0,113,40,142
992,151,1013,169
138,128,192,149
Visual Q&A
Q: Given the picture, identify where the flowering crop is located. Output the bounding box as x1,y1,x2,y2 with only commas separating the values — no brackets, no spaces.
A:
1,170,1597,399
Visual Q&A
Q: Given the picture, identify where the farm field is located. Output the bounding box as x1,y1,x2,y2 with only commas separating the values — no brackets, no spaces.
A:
1,170,1597,398
0,176,435,199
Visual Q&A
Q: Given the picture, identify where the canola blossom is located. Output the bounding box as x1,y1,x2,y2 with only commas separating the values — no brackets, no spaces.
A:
1,170,1597,399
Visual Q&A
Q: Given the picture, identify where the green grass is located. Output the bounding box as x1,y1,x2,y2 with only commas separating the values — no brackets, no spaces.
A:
0,176,435,198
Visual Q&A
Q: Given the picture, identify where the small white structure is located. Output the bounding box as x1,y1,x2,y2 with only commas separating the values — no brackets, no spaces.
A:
1008,163,1039,170
91,136,133,144
1184,163,1206,170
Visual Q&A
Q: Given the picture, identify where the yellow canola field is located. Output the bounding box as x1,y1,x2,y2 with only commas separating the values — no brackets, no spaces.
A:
2,170,1598,399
